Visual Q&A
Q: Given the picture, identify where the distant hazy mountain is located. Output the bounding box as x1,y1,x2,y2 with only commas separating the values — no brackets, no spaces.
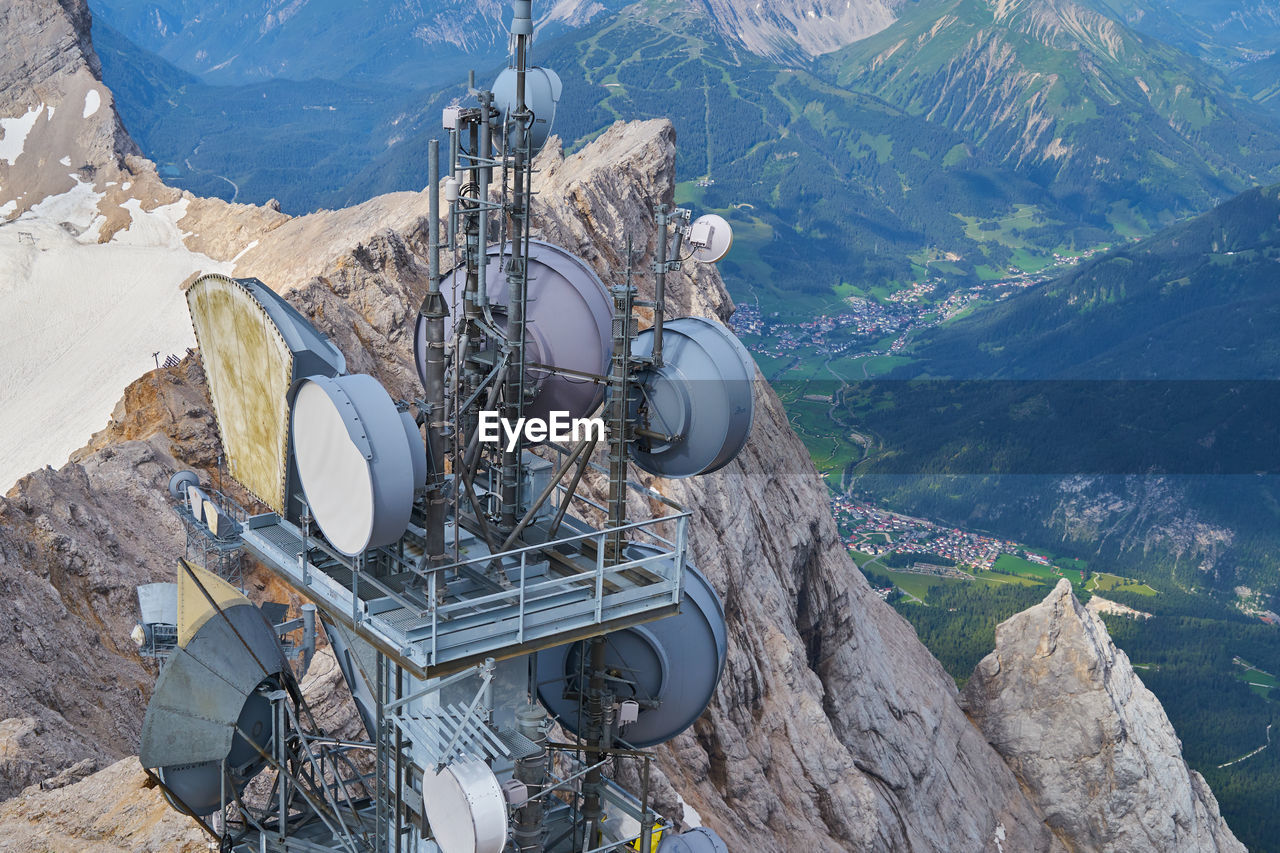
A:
827,0,1280,230
88,0,627,85
904,182,1280,378
1095,0,1280,63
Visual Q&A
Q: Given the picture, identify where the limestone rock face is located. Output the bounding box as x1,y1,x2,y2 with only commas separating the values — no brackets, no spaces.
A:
0,756,206,852
962,579,1245,853
700,0,904,59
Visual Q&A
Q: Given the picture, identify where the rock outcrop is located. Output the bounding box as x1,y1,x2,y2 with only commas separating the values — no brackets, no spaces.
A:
0,756,206,853
963,579,1245,853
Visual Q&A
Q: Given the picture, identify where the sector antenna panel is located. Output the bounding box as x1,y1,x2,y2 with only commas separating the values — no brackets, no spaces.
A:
417,240,613,422
186,274,345,515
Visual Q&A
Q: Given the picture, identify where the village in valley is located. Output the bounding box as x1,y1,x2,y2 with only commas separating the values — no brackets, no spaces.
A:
824,493,1166,607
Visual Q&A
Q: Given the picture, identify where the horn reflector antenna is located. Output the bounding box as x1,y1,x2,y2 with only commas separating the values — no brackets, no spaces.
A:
537,556,727,748
186,275,345,516
290,374,418,556
418,241,613,422
630,316,755,478
140,560,288,815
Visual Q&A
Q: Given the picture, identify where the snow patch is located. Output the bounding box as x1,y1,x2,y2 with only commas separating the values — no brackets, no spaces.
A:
231,239,259,263
26,175,105,242
113,198,192,249
59,156,71,167
0,104,44,166
0,215,232,491
83,89,101,119
0,200,15,217
673,790,702,828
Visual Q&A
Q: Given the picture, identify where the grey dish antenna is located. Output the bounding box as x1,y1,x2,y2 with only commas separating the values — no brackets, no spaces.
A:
630,316,756,478
290,374,421,557
491,66,563,156
418,240,613,422
537,554,727,748
688,214,733,264
140,561,289,815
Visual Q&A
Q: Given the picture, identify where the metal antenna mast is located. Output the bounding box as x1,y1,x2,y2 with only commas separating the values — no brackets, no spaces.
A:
140,4,753,853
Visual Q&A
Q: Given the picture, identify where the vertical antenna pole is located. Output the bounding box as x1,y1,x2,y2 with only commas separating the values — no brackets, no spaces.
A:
423,140,449,568
501,0,534,531
652,205,668,368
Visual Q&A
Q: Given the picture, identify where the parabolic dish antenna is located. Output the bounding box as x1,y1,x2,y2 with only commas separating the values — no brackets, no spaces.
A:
290,374,419,557
491,66,563,156
167,470,199,500
537,553,727,748
186,274,345,517
629,316,756,478
688,214,733,264
658,828,731,853
417,240,613,423
140,560,289,816
423,756,509,853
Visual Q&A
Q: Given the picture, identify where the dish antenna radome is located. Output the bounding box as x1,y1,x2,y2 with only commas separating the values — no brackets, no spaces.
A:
629,316,756,478
290,374,421,557
423,756,509,853
688,214,733,264
491,66,563,156
537,556,727,748
418,240,613,423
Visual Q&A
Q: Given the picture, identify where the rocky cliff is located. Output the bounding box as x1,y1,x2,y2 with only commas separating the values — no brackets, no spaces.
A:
963,579,1245,853
700,0,904,60
0,0,1247,851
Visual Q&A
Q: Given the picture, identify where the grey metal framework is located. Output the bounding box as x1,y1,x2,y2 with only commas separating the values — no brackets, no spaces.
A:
173,486,246,589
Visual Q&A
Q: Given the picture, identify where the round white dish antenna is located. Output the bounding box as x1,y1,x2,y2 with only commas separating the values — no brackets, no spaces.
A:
290,374,415,557
630,316,756,478
423,756,509,853
688,214,733,264
491,66,563,156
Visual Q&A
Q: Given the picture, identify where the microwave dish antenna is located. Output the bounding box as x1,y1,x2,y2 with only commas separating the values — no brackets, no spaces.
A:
629,316,756,478
290,374,420,557
491,66,563,156
537,558,727,748
167,470,199,500
422,756,510,853
687,214,733,264
186,274,345,519
419,240,613,422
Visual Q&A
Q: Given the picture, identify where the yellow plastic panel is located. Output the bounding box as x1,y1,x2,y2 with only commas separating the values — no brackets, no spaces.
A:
187,274,293,513
176,558,251,648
